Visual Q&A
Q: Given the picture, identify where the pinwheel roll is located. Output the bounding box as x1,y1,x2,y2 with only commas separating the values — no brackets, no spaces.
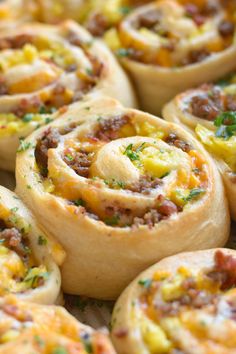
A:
111,248,236,354
0,186,64,304
107,0,236,115
0,0,23,21
0,20,136,171
0,295,115,354
163,73,236,220
15,96,229,299
25,0,87,24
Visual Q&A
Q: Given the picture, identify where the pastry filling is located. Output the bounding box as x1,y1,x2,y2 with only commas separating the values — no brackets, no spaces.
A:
113,250,236,353
0,29,103,136
188,74,236,174
33,113,208,228
110,0,235,66
0,297,110,353
0,212,48,295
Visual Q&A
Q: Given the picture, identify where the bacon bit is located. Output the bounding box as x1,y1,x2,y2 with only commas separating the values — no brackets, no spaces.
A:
86,12,109,37
35,128,61,177
165,133,192,152
94,115,130,141
208,250,236,290
157,195,178,217
113,328,129,338
3,304,33,322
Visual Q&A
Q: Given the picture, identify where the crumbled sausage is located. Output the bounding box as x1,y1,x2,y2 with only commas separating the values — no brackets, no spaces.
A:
128,176,162,194
165,133,192,152
86,12,109,37
218,20,235,37
35,128,61,177
95,115,130,141
64,150,93,178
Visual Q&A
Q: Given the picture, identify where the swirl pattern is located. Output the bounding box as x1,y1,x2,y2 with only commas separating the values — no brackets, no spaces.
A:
0,20,136,171
111,248,236,354
0,295,115,353
15,97,229,299
163,72,236,219
107,0,236,114
0,186,64,304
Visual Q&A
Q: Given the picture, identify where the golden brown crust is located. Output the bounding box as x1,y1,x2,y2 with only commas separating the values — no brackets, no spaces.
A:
111,248,236,354
0,186,64,304
0,295,115,353
0,20,136,171
15,96,229,299
163,83,236,220
116,0,236,115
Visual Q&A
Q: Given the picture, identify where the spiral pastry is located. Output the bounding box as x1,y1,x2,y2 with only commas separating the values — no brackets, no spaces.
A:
15,96,229,299
0,186,64,304
111,248,236,354
0,295,115,354
108,0,236,115
0,20,136,171
163,72,236,220
0,0,23,21
25,0,87,24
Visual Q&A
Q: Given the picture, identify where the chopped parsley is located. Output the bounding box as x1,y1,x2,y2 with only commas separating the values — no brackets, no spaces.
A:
65,153,74,161
34,335,45,348
116,48,130,57
17,138,32,152
138,279,152,288
10,207,19,213
52,348,68,354
45,117,53,124
214,111,236,139
22,113,34,122
38,235,47,246
124,144,140,161
73,199,86,207
120,6,131,15
184,188,205,202
104,215,120,226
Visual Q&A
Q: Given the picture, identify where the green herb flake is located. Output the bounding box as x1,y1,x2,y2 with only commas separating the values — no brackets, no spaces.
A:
45,117,53,124
120,6,131,14
65,153,74,161
17,138,32,152
74,199,86,207
22,113,34,122
116,48,130,57
214,111,236,139
38,235,47,246
104,215,120,226
52,347,68,354
34,335,45,348
138,279,152,288
184,188,206,202
85,68,93,76
10,207,19,213
124,144,140,161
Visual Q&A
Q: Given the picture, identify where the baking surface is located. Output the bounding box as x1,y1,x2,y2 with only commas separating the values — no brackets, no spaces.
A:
0,170,235,329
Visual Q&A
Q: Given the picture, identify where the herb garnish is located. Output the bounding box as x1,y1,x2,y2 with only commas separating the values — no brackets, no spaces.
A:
104,215,120,226
138,279,152,288
17,138,32,152
38,235,47,246
214,111,236,139
184,188,205,202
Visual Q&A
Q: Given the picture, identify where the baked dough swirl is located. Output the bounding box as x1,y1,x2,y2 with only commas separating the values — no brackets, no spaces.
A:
0,20,136,171
0,186,64,304
108,0,236,115
15,96,229,299
0,295,115,353
163,72,236,220
111,248,236,354
25,0,87,24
